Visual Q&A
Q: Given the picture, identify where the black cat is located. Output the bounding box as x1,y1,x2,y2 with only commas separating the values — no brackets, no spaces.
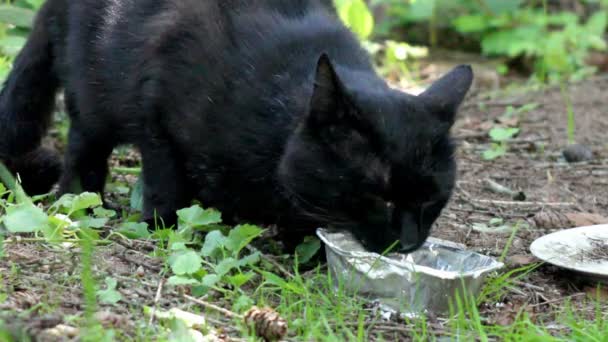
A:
0,0,472,253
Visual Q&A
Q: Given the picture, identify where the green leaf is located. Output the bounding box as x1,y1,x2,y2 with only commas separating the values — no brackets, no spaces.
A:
118,222,150,239
489,127,520,142
202,274,220,288
130,177,143,211
295,236,321,264
0,5,35,28
232,294,254,313
167,276,200,286
4,203,48,233
406,0,436,21
227,272,255,288
482,144,507,161
169,250,203,275
452,15,490,34
585,11,607,36
337,0,374,40
0,35,27,57
69,192,103,214
346,0,374,40
177,205,222,229
225,224,263,254
237,252,261,268
97,277,122,305
484,0,523,15
44,215,70,241
200,230,227,257
77,217,108,229
214,257,238,276
25,0,45,10
78,226,101,241
93,207,116,218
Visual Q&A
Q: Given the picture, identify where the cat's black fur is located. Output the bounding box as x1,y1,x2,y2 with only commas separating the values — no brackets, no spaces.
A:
0,0,473,253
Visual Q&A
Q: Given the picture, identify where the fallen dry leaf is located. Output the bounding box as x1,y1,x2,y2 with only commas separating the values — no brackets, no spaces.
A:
564,213,608,227
584,286,608,300
532,211,608,229
506,254,538,268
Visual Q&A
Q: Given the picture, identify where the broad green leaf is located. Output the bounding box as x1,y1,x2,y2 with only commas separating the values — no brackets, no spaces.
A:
69,192,102,214
586,11,608,36
77,217,108,229
227,272,255,288
44,215,71,241
118,222,150,239
169,250,203,275
214,257,238,276
4,203,48,233
0,35,27,57
202,274,220,288
482,144,507,161
237,252,261,268
225,224,263,254
0,5,35,28
452,15,489,33
295,236,321,264
97,277,122,305
232,294,254,313
177,205,222,228
93,207,116,218
345,0,374,40
200,230,227,256
489,127,520,142
52,194,75,212
25,0,45,10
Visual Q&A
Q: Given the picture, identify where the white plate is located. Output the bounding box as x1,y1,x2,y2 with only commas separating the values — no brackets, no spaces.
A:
530,224,608,279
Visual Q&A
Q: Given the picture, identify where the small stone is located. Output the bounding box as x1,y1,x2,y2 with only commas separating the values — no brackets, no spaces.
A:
563,144,593,163
135,266,145,277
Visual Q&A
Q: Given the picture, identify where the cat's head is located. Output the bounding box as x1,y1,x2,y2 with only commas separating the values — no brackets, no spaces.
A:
279,54,473,254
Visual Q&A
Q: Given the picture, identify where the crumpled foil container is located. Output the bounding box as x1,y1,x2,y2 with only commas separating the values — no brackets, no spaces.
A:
317,228,504,314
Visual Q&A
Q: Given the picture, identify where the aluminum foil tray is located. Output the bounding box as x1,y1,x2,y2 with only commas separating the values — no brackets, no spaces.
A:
317,228,504,314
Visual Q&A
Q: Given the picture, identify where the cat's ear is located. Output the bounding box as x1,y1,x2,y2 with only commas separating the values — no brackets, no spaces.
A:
309,53,348,123
418,65,473,125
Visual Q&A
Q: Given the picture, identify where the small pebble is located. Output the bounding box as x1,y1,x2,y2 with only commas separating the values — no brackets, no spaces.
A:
135,265,145,277
563,144,593,163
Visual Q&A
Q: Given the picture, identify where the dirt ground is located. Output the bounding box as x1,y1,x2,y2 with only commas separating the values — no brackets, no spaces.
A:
1,71,607,340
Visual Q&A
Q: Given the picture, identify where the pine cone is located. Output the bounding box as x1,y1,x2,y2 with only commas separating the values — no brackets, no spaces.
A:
243,306,287,341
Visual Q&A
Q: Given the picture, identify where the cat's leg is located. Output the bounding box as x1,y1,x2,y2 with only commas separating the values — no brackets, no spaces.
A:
58,94,114,197
58,122,113,197
139,134,191,228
